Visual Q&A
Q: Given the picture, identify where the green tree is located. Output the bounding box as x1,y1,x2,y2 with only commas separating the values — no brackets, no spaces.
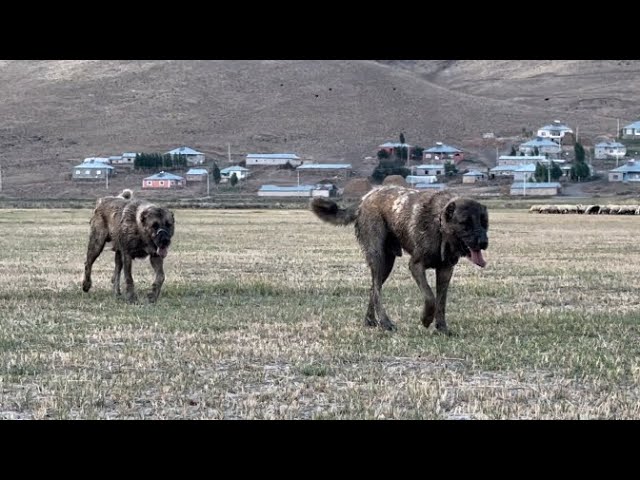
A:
444,160,458,176
510,145,517,156
377,149,390,160
399,132,406,144
411,146,424,160
395,146,408,164
533,146,539,156
534,162,548,182
550,161,563,181
570,162,590,181
574,142,585,163
212,163,221,184
229,172,238,187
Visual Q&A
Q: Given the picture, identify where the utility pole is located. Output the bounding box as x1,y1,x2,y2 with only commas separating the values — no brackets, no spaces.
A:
0,163,3,192
207,171,210,196
105,168,109,190
228,144,231,163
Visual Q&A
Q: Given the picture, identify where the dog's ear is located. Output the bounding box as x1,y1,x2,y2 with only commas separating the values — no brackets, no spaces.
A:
444,200,456,222
140,208,150,225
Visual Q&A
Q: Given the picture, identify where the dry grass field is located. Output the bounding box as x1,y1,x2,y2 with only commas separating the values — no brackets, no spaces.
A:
1,207,640,419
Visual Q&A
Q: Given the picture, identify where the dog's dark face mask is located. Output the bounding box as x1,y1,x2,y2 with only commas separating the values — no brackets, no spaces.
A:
141,208,175,258
443,199,489,267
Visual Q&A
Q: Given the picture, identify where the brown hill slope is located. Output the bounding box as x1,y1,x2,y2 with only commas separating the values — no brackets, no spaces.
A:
0,60,638,198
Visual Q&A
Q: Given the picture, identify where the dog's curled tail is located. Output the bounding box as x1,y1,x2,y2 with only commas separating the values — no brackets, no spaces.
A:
310,197,357,226
119,189,134,200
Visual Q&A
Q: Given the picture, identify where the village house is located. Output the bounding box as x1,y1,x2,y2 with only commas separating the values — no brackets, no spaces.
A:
111,152,138,167
406,175,438,185
165,147,205,165
311,183,339,198
518,137,562,157
620,121,640,140
536,120,573,143
608,159,640,182
415,182,447,191
185,168,208,182
83,157,110,164
72,161,115,180
510,181,562,196
142,171,185,189
414,164,445,176
246,153,302,167
462,170,486,183
423,142,464,163
296,163,352,180
220,166,250,181
378,142,412,158
489,164,518,178
513,164,536,182
497,155,547,166
595,141,627,160
257,185,315,197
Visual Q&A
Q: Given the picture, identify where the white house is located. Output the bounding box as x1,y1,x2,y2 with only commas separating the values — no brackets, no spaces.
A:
414,164,446,176
83,157,110,164
513,164,536,182
246,153,302,167
536,120,573,143
595,141,627,160
462,170,487,183
621,121,640,139
111,152,139,167
423,142,464,162
257,185,315,197
220,166,250,181
497,155,547,166
510,182,561,196
406,175,438,185
166,146,205,165
608,159,640,182
518,138,562,156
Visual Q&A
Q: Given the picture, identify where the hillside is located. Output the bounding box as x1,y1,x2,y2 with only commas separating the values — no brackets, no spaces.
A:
1,60,639,199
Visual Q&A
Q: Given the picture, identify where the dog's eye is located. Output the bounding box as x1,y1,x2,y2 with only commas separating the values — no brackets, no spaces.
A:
152,222,159,230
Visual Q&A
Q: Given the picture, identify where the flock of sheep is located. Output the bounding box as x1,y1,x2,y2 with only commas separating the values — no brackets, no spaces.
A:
529,204,640,214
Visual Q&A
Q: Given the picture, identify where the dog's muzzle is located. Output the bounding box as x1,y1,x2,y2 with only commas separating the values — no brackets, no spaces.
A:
153,228,171,258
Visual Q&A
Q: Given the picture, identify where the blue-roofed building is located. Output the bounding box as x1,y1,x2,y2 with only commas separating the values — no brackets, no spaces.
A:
257,184,315,197
621,121,640,139
518,137,562,156
246,153,302,167
608,159,640,182
72,161,115,180
142,171,185,189
595,141,626,160
220,165,250,181
414,164,445,176
165,146,205,165
536,120,573,143
513,164,536,182
423,142,464,162
186,168,209,182
510,181,562,196
414,183,447,191
296,163,352,171
462,170,487,184
406,175,438,185
497,155,547,167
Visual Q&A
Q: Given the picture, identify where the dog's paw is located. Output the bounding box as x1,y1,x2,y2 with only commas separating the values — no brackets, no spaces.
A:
82,279,91,292
147,292,159,304
364,317,378,327
380,320,397,332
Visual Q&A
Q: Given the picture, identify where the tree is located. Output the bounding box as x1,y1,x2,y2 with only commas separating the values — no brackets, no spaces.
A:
550,161,563,181
444,160,458,176
400,132,406,144
394,146,408,164
574,142,585,163
534,162,548,182
533,146,539,156
510,145,517,156
570,162,590,181
229,172,238,187
411,146,424,161
212,163,221,184
377,149,390,160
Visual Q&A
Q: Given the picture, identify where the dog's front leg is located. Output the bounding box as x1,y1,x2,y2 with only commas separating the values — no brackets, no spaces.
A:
435,266,454,335
409,259,436,329
122,252,137,303
147,255,165,304
111,250,123,297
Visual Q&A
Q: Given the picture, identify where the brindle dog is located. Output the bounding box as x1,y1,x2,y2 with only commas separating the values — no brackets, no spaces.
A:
82,189,175,303
311,186,489,334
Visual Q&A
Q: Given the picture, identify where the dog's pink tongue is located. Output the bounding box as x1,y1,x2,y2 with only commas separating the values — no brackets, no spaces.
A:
469,250,486,268
157,246,169,258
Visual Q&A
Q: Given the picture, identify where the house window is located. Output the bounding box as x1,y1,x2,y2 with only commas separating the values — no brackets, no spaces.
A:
96,171,101,175
75,170,80,175
85,170,90,174
160,181,165,186
436,170,441,175
146,181,152,186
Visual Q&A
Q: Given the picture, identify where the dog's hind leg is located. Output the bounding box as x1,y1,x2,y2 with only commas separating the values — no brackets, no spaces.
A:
111,250,123,296
409,259,436,329
365,250,396,329
82,224,108,293
122,252,137,304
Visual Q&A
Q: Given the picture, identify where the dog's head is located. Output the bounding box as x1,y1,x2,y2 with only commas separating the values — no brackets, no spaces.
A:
442,198,489,268
140,206,175,258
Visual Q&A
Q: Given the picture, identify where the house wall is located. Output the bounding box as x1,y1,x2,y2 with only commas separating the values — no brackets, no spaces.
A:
257,190,312,197
142,179,185,189
510,187,559,196
72,168,109,180
246,157,302,166
186,174,207,182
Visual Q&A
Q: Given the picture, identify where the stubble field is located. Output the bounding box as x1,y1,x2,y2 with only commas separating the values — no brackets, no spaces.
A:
1,207,640,419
